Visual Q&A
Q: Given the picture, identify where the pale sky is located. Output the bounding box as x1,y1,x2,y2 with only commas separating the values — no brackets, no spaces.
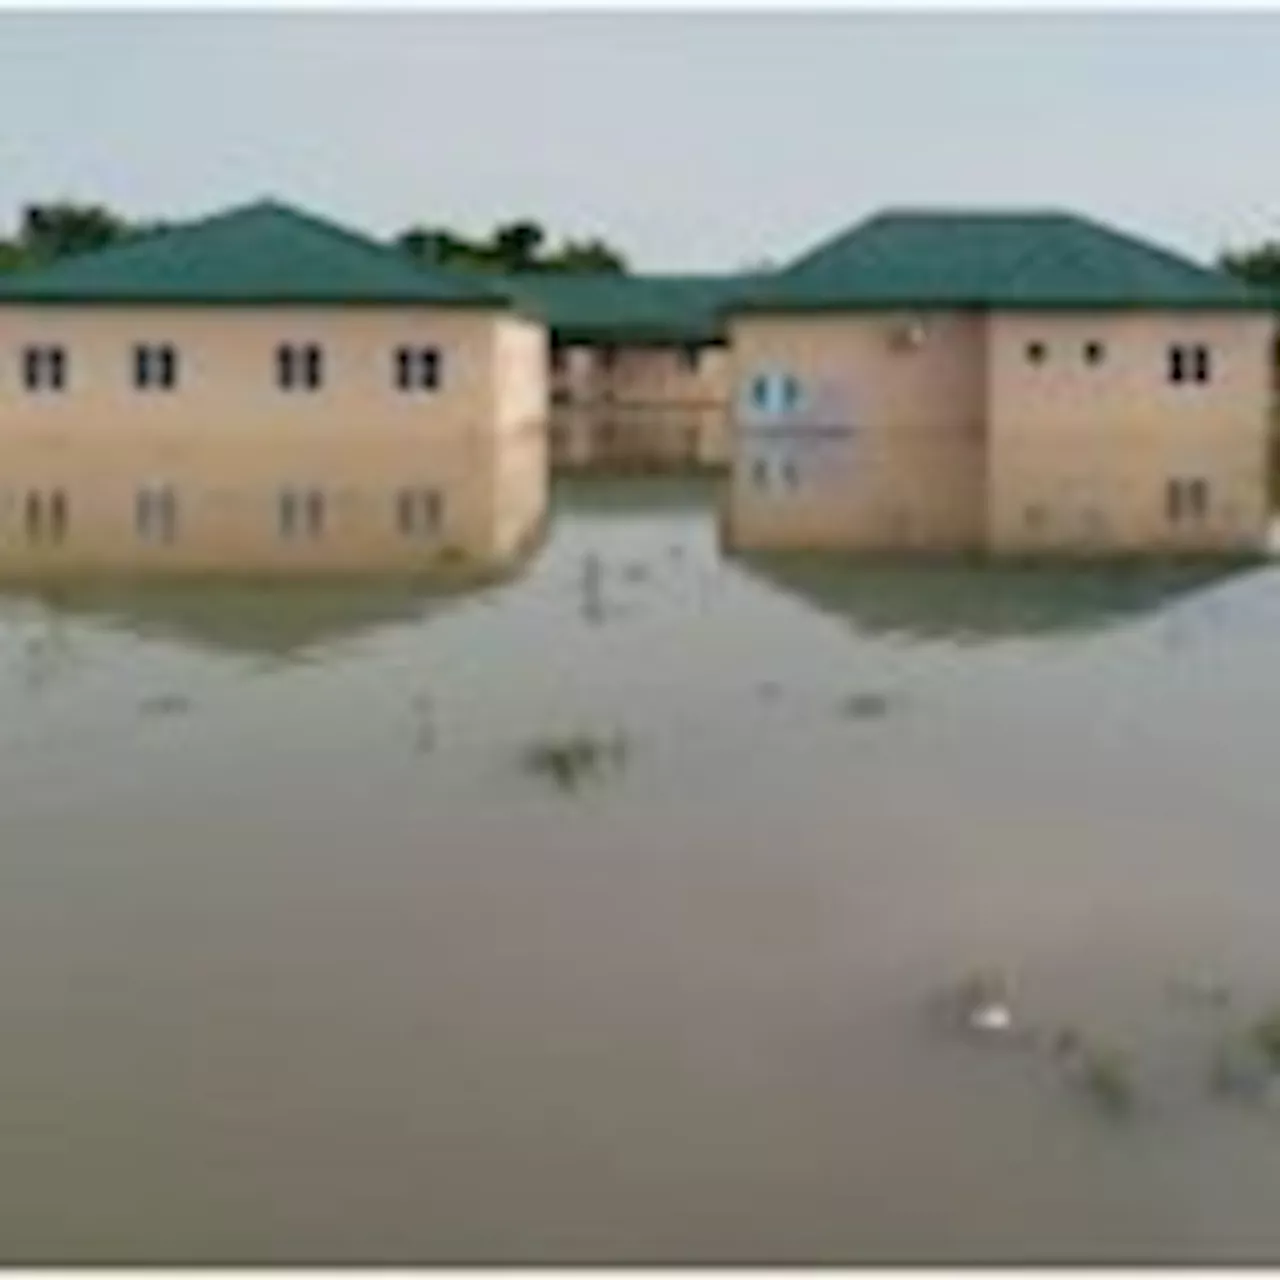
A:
2,10,1279,271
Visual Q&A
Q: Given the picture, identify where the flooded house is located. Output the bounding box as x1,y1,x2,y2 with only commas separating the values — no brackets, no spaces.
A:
721,209,1275,556
507,273,753,473
0,199,549,576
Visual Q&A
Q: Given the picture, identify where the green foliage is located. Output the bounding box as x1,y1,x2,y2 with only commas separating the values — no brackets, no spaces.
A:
0,199,632,278
521,731,629,792
1219,242,1280,289
396,218,628,275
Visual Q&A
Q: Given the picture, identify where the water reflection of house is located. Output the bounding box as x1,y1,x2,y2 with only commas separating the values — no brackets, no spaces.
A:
0,200,549,576
506,273,755,473
2,567,528,659
735,552,1257,641
723,210,1275,556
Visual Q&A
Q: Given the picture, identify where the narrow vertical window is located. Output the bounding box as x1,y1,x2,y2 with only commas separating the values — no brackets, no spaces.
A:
277,344,323,392
1186,477,1210,519
276,345,297,390
1166,479,1184,522
679,345,701,374
1192,345,1211,384
393,346,440,391
136,486,178,544
47,490,67,542
22,345,68,392
24,490,68,543
278,489,298,539
304,489,325,537
1168,346,1186,384
1083,341,1105,366
134,344,178,391
396,488,443,538
1026,341,1047,365
23,491,41,540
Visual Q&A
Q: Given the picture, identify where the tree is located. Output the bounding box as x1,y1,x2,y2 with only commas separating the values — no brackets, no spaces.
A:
21,202,131,262
491,220,545,271
542,237,627,273
395,218,628,275
1219,242,1280,289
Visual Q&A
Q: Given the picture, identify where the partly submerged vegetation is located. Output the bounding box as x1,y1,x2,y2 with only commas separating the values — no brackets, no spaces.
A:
520,730,630,792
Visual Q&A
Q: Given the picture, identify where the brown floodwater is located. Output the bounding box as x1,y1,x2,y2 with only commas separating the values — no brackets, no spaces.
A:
4,475,1280,1262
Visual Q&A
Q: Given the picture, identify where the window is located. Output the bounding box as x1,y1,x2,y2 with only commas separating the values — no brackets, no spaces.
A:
277,344,324,391
549,345,567,375
23,489,67,543
1025,341,1047,365
278,488,326,539
395,488,443,538
1166,477,1211,523
679,345,701,374
1169,343,1211,385
22,345,66,392
750,458,769,489
136,485,178,543
394,346,441,392
747,371,804,415
781,459,800,489
1084,341,1105,366
597,346,617,373
134,344,178,391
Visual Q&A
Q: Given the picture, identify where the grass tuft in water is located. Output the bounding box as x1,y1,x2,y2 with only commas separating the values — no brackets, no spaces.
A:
839,691,896,720
521,731,630,792
1074,1044,1137,1118
1250,1010,1280,1069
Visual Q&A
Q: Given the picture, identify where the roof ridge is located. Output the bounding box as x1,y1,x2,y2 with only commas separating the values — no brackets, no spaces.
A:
0,198,517,307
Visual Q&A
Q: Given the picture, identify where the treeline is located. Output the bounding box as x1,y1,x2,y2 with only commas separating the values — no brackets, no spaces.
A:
0,202,629,275
1219,242,1280,290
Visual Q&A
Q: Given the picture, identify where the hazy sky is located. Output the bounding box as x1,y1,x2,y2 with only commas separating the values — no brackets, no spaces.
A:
2,10,1279,270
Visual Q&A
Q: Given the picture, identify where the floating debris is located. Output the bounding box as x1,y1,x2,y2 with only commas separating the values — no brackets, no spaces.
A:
1167,976,1232,1010
839,691,897,720
1209,1033,1276,1105
1250,1009,1280,1069
1072,1044,1137,1118
138,693,192,717
521,730,630,792
930,970,1021,1041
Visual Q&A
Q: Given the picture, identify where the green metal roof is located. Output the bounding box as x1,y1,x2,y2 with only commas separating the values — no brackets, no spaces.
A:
0,200,515,308
731,209,1270,313
502,272,758,345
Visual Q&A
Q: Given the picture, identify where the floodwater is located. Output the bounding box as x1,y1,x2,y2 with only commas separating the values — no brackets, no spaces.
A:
6,476,1280,1261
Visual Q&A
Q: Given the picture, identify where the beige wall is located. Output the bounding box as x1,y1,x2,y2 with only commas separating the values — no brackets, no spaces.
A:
986,311,1274,554
549,343,730,470
0,304,549,575
491,315,550,556
723,307,1274,557
723,312,987,551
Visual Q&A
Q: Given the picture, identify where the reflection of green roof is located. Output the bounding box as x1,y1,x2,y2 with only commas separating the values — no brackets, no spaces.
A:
735,552,1257,642
0,200,515,308
732,209,1270,313
503,272,758,345
5,570,529,659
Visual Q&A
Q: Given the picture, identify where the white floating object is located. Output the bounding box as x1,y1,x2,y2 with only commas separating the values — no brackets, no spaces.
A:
969,1002,1014,1033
